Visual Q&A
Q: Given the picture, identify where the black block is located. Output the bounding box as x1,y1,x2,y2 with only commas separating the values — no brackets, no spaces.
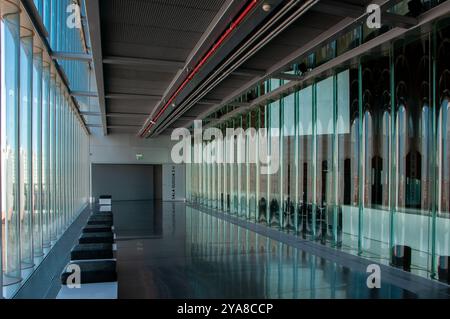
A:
391,245,412,272
79,232,114,244
83,225,112,233
438,256,450,284
61,260,117,285
88,215,114,226
88,219,113,226
99,195,112,199
71,243,113,261
92,212,113,218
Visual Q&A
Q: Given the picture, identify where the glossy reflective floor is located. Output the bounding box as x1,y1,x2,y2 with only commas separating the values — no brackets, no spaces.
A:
114,201,450,299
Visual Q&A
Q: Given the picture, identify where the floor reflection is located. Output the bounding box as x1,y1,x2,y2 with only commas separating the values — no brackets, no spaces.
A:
115,201,417,299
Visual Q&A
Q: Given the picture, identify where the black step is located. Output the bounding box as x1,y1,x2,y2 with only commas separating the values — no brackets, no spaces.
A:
83,225,112,233
71,243,113,261
88,219,113,226
90,213,113,219
79,232,114,244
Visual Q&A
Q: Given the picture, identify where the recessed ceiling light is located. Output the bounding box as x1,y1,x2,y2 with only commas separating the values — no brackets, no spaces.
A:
262,3,271,12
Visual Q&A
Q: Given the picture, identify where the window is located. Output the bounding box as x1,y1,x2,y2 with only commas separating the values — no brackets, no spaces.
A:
19,30,33,269
1,1,90,297
1,9,21,286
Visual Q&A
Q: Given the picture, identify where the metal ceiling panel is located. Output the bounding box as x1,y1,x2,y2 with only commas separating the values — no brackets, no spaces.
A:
106,99,158,115
108,117,146,126
90,0,391,136
98,0,227,132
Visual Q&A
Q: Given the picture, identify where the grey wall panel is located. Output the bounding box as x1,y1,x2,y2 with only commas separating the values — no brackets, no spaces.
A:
154,165,163,200
92,164,154,201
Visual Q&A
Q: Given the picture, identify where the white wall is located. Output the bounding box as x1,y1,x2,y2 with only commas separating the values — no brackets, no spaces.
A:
89,133,176,164
89,133,186,201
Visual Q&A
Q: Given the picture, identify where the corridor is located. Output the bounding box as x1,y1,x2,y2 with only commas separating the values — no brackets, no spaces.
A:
114,201,446,299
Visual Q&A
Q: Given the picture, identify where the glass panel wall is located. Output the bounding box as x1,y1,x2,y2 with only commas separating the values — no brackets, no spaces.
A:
238,114,246,218
258,105,267,224
32,45,43,258
231,118,239,215
19,24,34,269
360,51,392,262
223,122,230,212
186,15,450,283
1,4,21,285
49,72,56,242
282,92,296,232
316,75,335,244
392,31,433,274
435,18,450,281
41,61,50,248
297,84,314,238
336,66,360,253
1,0,91,297
248,110,257,221
268,79,281,228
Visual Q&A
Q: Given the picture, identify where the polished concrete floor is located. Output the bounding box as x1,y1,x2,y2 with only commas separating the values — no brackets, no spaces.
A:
113,201,449,299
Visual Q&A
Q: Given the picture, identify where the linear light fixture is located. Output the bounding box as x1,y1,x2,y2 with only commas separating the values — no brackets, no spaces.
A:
139,0,259,137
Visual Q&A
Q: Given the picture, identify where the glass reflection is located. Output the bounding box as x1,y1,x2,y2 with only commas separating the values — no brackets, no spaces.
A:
336,67,360,252
183,206,417,299
19,32,34,268
282,92,296,231
268,79,281,228
435,19,450,282
32,47,43,257
316,76,334,244
248,110,257,221
297,85,314,238
41,62,50,248
258,105,268,224
238,115,247,217
1,10,22,285
361,51,392,261
393,34,432,274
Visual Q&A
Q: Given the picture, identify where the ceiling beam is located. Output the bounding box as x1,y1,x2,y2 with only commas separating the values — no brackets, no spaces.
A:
382,12,418,28
188,0,400,128
103,56,185,70
85,0,108,135
230,102,251,108
176,116,198,122
80,111,101,116
107,125,142,129
71,90,98,98
106,112,149,118
52,51,92,62
105,93,163,100
197,99,222,105
143,0,248,129
272,73,303,81
312,0,364,18
232,68,266,77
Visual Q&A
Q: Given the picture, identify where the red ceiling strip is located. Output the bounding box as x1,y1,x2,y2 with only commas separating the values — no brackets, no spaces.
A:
140,0,259,137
